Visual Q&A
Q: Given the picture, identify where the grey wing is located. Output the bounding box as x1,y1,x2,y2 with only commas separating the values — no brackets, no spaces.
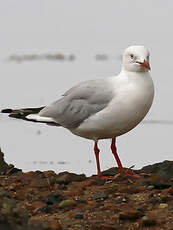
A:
39,79,114,129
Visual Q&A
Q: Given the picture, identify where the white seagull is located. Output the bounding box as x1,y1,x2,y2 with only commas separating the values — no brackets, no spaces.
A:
2,46,154,179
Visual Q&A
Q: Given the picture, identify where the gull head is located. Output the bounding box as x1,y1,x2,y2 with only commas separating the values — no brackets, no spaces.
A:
122,46,150,72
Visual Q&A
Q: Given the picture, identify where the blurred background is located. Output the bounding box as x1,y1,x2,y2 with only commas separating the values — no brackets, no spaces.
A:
0,0,172,176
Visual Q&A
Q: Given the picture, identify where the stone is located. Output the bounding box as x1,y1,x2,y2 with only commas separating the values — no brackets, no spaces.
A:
29,216,62,230
93,191,109,200
56,173,72,184
141,160,173,180
74,213,84,219
59,199,76,209
30,178,50,188
0,148,10,172
162,186,173,195
46,193,65,205
159,203,168,209
0,188,9,198
102,167,119,176
90,223,123,230
0,197,29,225
87,200,97,207
119,210,143,220
142,179,171,190
142,215,157,226
56,172,86,185
29,201,46,211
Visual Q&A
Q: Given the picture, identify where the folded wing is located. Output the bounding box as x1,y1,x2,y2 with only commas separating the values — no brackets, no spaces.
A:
39,79,114,128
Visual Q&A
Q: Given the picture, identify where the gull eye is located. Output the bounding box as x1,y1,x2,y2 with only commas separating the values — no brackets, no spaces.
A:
130,54,134,59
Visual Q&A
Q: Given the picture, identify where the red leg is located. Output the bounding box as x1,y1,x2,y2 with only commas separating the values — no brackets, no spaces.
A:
94,141,102,177
111,137,123,173
94,141,115,180
111,137,140,179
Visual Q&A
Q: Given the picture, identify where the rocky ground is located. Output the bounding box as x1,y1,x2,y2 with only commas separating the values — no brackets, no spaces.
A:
0,148,173,230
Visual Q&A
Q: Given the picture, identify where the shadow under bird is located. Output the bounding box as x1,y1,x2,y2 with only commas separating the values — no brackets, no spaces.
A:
1,46,154,179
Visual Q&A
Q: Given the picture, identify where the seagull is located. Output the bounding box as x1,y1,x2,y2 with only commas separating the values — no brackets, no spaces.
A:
1,46,154,179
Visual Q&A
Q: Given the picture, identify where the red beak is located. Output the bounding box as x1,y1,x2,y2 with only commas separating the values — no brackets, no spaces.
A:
139,60,151,70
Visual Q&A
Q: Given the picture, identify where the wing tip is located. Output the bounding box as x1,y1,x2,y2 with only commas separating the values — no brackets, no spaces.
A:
1,109,13,113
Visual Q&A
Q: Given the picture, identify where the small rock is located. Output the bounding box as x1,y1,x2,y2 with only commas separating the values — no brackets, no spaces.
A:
0,148,11,173
142,181,171,190
147,185,154,190
95,179,106,186
93,191,109,200
61,218,74,228
150,196,160,205
113,196,127,204
159,203,168,209
102,167,119,176
119,210,142,220
46,193,64,205
142,215,157,226
91,223,122,230
142,160,173,180
29,201,46,211
87,200,97,207
56,173,72,184
59,199,76,209
75,213,84,219
56,172,86,185
30,178,49,188
137,208,145,214
0,197,29,225
72,173,86,182
0,188,9,198
29,216,62,230
162,186,173,195
1,198,17,215
39,205,51,213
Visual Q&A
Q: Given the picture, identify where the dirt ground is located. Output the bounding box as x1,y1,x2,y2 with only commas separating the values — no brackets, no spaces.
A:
0,148,173,230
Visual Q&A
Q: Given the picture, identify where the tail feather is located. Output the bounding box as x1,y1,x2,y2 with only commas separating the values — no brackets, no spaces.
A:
1,107,59,126
1,107,44,120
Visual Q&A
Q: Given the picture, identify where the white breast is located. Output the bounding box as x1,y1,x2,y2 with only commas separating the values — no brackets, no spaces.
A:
71,71,154,140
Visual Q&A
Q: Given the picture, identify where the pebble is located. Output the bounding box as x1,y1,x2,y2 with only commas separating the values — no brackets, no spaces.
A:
87,200,97,207
56,172,86,185
113,196,127,204
56,173,72,185
46,193,64,205
74,213,84,219
141,160,173,180
142,215,157,226
91,223,123,230
119,210,142,220
0,188,9,197
29,201,46,211
29,216,62,230
142,181,171,190
1,197,29,225
93,191,109,200
147,185,154,190
102,167,118,176
30,178,50,188
59,199,76,209
159,203,168,209
162,186,173,195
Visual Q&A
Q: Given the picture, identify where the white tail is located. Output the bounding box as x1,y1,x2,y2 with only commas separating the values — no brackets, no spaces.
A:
26,114,54,123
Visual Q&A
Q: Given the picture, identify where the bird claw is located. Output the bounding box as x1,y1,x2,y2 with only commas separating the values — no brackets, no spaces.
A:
98,175,115,180
123,169,141,179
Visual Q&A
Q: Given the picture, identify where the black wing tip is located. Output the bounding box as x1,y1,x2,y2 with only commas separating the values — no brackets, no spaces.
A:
1,109,13,113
